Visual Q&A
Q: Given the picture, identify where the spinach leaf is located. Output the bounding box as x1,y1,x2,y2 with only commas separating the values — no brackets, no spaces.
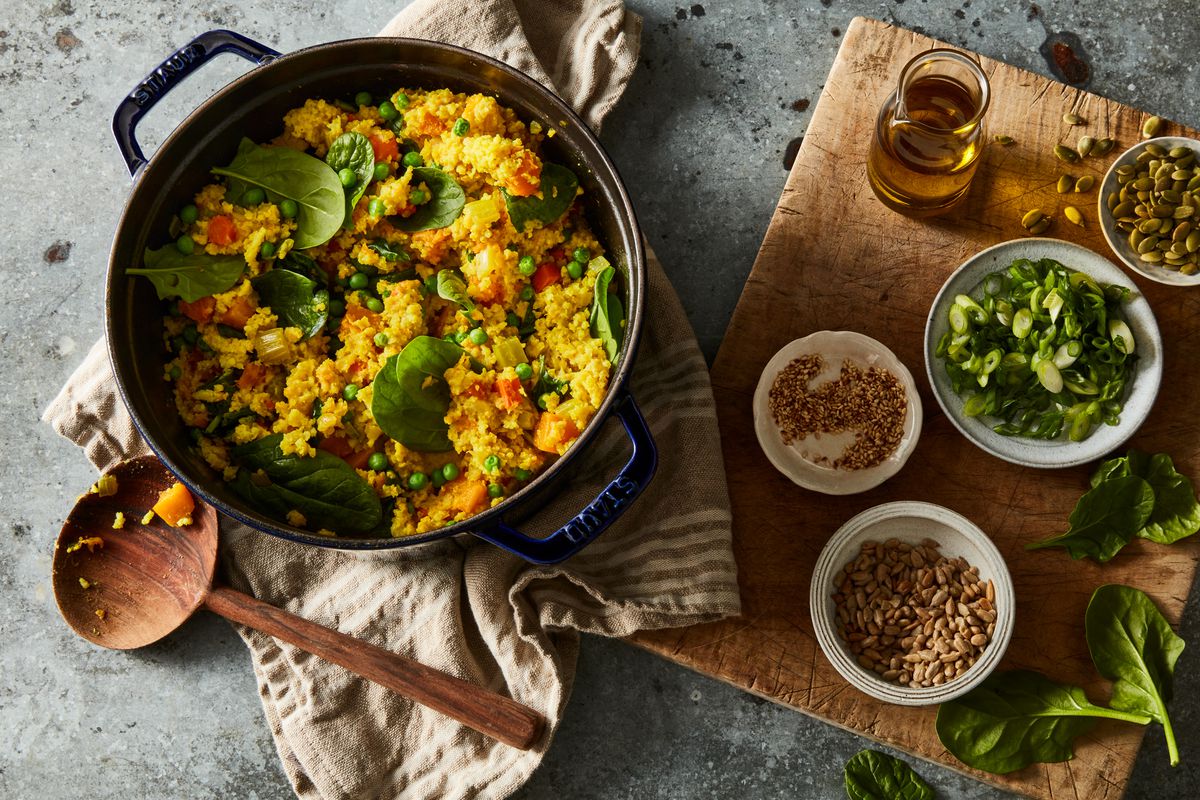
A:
503,162,578,232
280,250,328,286
843,750,933,800
231,433,382,533
1026,475,1154,561
589,264,624,364
1092,451,1200,544
935,670,1150,774
128,245,245,302
391,167,465,232
370,335,465,451
325,132,375,228
368,239,411,262
532,355,570,401
212,138,344,249
1086,585,1186,766
251,269,328,340
436,269,475,313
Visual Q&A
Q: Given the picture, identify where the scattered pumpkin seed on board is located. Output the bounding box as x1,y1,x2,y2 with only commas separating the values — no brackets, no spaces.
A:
1063,112,1085,125
994,134,1016,146
1075,175,1096,193
1142,115,1164,138
1054,144,1080,163
1077,136,1095,158
1064,206,1085,227
1057,175,1074,194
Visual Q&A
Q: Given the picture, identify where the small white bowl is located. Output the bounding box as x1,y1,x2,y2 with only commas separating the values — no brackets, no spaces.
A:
1097,135,1200,287
810,501,1015,706
924,238,1162,469
752,331,922,495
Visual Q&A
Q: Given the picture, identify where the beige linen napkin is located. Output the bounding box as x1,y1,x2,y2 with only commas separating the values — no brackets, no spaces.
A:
44,2,740,798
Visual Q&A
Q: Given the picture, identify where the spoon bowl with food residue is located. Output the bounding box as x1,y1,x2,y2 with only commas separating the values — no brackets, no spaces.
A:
52,456,545,750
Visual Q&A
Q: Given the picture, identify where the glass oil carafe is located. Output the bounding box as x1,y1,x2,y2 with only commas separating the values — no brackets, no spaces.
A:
867,49,990,217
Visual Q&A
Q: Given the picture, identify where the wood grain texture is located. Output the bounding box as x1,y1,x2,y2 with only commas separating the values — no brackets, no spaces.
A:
629,17,1200,799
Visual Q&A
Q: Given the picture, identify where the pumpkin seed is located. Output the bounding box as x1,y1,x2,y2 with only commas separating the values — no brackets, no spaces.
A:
1142,116,1164,138
1145,142,1168,158
1028,217,1053,235
1077,136,1095,158
1092,138,1115,156
1063,112,1085,126
993,134,1015,146
1137,235,1160,254
1188,231,1200,253
1184,263,1198,276
1172,220,1192,241
1129,229,1145,249
1064,205,1085,226
1169,146,1192,159
1116,164,1137,176
1107,192,1121,211
1133,176,1155,191
1175,205,1196,219
1140,250,1164,263
1057,174,1074,194
1074,175,1096,193
1021,209,1045,229
1113,200,1134,217
1054,144,1080,163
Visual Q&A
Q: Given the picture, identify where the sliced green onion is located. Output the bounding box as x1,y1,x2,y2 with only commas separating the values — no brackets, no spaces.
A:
1108,319,1135,355
1012,308,1033,339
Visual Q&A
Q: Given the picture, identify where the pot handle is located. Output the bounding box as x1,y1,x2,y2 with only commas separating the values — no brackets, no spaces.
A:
471,392,658,564
111,30,280,178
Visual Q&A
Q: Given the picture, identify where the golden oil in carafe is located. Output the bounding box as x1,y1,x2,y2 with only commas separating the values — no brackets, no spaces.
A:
868,73,986,217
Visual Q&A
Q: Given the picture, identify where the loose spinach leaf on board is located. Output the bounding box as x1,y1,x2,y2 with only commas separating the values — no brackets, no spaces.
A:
391,167,466,232
1085,585,1186,766
325,132,375,228
435,268,475,313
1091,451,1200,544
370,335,465,451
503,162,579,232
368,239,411,262
935,670,1150,774
588,264,624,364
1025,474,1154,561
212,138,344,249
128,246,245,302
230,433,382,533
843,750,934,800
251,269,328,340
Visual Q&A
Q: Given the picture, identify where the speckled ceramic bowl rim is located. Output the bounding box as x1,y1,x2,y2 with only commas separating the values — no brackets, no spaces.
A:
1097,136,1200,287
809,501,1015,706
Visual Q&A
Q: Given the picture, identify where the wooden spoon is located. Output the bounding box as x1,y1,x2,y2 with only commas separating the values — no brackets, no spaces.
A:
51,455,545,750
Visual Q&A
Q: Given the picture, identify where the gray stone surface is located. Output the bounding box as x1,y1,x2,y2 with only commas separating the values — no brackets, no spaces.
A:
2,0,1198,798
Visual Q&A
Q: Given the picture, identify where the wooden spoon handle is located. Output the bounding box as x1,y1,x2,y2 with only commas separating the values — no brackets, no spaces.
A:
204,586,545,750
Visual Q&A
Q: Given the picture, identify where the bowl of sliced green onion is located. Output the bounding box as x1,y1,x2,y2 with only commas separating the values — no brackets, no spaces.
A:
924,238,1162,469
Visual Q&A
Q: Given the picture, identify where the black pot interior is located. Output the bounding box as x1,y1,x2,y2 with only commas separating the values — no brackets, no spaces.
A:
107,38,644,549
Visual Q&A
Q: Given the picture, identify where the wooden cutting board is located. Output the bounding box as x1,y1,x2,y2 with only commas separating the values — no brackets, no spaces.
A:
629,16,1200,799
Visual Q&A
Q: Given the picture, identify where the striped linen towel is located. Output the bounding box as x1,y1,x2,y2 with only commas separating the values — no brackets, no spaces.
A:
43,1,740,797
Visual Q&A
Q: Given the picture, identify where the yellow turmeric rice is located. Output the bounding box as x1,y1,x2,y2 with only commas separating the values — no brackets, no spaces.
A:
136,87,623,537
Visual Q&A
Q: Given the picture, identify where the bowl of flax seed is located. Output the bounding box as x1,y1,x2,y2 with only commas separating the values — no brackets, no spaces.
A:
752,330,922,494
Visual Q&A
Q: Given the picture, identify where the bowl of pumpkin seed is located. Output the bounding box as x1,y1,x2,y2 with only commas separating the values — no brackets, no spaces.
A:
1099,135,1200,286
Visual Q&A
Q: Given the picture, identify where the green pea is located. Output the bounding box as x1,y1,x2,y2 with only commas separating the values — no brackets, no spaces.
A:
572,247,590,263
278,198,299,218
441,462,460,481
506,312,521,327
259,241,276,259
338,167,357,188
394,92,410,109
373,162,389,181
374,332,389,347
567,261,583,280
175,235,195,255
354,91,372,108
453,331,468,344
378,99,399,120
443,333,457,343
483,454,500,472
452,118,469,137
402,150,423,168
514,467,531,481
468,327,488,345
343,384,359,401
520,286,534,301
179,204,198,225
408,472,429,490
367,452,388,472
328,298,345,317
168,365,182,380
515,362,533,381
410,188,428,205
431,470,446,488
242,187,265,206
182,326,199,345
349,273,369,290
487,483,504,499
537,394,550,410
368,197,385,217
366,297,384,313
518,255,537,276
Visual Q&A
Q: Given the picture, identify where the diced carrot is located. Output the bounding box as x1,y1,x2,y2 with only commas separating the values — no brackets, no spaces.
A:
441,478,490,515
548,246,566,262
207,215,238,246
152,482,195,527
504,151,541,197
342,304,383,328
318,436,375,470
531,262,561,292
217,295,256,329
369,134,399,163
179,296,215,324
533,413,580,454
237,362,266,390
495,376,524,410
